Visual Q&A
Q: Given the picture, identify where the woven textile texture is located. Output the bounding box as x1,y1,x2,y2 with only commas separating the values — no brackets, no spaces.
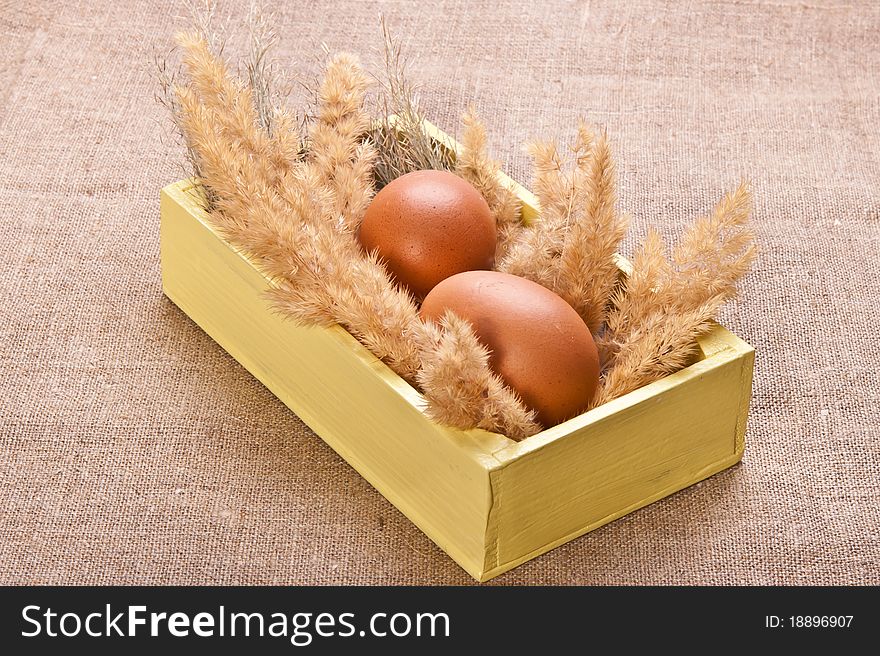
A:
1,0,878,585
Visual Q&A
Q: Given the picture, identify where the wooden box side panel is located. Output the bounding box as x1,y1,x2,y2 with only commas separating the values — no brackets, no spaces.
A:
483,349,753,578
160,183,495,579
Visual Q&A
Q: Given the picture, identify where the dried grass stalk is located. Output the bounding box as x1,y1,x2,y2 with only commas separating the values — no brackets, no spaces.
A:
155,2,299,208
306,52,377,230
500,125,628,331
153,0,228,200
174,34,425,380
454,108,524,260
554,133,629,332
603,229,673,340
592,298,722,406
499,140,569,288
596,184,755,404
417,313,541,440
173,32,537,438
370,18,454,188
244,1,279,134
671,182,755,306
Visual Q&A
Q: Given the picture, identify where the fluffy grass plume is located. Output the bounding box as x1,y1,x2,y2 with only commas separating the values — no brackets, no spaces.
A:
153,0,227,199
155,2,300,206
172,30,537,438
554,132,628,332
596,184,755,404
454,108,524,260
306,52,377,230
174,33,425,381
592,298,722,406
500,124,628,331
499,139,569,288
417,313,541,440
672,182,755,306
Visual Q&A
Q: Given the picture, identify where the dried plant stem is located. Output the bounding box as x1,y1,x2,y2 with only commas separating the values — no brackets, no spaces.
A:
369,17,454,188
604,228,673,340
591,298,722,406
307,52,377,230
500,125,628,332
553,133,629,332
454,108,524,260
499,140,570,288
597,184,755,405
244,0,278,134
172,32,537,438
417,313,541,440
671,182,755,306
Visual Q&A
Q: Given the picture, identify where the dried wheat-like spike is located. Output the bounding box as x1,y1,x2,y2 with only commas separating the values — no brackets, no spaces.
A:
455,108,523,259
266,108,305,173
597,185,755,404
554,133,629,332
607,186,755,343
177,32,270,168
307,52,376,230
604,228,674,339
173,85,250,230
313,52,372,133
267,260,428,382
174,40,427,382
530,139,571,221
499,225,564,289
592,297,723,406
498,140,569,285
176,31,297,187
573,119,595,169
175,31,233,115
671,182,756,307
498,139,572,286
500,126,627,331
417,312,541,441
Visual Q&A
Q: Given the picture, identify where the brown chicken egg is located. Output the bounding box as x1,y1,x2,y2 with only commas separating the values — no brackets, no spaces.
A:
358,170,496,299
420,270,600,427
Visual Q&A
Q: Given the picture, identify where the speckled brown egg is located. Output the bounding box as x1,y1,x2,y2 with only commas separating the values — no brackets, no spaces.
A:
358,170,496,299
420,270,600,427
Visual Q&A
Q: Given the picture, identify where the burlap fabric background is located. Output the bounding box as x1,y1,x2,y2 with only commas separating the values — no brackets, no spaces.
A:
1,0,877,585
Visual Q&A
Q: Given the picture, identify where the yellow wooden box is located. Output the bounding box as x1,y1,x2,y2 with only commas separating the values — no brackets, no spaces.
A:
159,123,754,582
